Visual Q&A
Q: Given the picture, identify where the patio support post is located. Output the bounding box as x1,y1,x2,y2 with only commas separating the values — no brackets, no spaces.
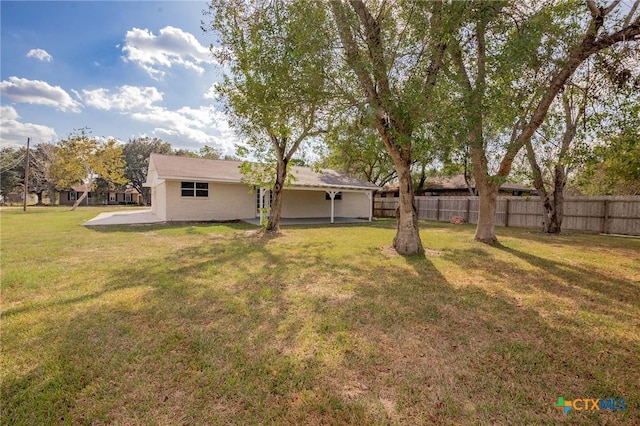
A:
366,191,372,221
259,187,266,224
327,190,338,223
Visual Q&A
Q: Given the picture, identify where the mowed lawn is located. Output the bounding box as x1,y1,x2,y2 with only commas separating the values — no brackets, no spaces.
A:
1,207,639,425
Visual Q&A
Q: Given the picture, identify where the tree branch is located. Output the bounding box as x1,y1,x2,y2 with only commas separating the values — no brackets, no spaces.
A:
624,1,639,27
330,1,378,104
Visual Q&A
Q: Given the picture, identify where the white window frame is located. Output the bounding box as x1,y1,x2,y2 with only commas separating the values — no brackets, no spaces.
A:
181,181,209,198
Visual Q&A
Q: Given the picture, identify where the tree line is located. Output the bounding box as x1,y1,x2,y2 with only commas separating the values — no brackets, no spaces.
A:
2,0,637,256
203,0,639,254
0,131,230,208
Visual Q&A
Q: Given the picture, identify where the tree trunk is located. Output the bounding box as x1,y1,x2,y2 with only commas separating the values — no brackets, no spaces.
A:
391,156,424,255
474,179,499,243
470,129,499,243
543,165,567,233
266,160,287,232
71,191,88,211
48,187,56,206
36,191,44,205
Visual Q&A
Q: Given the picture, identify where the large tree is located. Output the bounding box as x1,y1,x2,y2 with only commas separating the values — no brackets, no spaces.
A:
329,0,465,254
204,0,331,232
122,137,172,205
524,50,638,233
51,129,127,210
322,118,396,187
449,0,640,243
0,147,26,198
29,143,59,205
575,118,640,195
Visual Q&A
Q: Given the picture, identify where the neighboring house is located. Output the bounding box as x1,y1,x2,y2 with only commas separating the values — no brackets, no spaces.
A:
143,153,379,222
379,174,537,197
1,192,38,205
59,184,142,206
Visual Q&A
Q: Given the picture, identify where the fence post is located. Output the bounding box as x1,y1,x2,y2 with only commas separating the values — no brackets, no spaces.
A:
436,198,440,222
505,198,510,227
603,199,610,234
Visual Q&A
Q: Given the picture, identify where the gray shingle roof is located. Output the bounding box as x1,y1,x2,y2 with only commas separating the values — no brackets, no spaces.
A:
148,154,379,191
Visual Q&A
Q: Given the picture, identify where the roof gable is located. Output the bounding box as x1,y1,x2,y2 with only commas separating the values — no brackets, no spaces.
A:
148,153,379,191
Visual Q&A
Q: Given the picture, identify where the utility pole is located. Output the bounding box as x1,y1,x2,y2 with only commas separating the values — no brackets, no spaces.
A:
23,137,30,212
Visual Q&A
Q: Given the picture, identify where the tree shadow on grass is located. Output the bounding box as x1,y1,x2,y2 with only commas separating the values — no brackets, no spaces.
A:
491,243,640,309
2,232,385,425
376,249,639,423
4,226,638,425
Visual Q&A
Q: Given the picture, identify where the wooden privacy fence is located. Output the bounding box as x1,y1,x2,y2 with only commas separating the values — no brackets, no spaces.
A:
374,196,640,236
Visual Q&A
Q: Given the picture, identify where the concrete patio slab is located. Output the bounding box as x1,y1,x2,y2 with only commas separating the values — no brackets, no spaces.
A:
83,209,164,226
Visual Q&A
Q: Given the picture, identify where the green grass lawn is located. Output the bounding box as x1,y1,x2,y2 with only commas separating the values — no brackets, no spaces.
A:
1,207,639,425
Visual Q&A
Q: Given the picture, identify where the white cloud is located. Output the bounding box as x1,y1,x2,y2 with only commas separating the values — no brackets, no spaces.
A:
0,76,81,112
0,106,58,146
129,105,237,152
83,85,163,111
122,26,218,79
203,82,221,100
26,48,53,62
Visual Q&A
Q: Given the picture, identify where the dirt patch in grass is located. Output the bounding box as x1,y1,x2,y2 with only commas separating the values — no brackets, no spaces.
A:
380,245,443,258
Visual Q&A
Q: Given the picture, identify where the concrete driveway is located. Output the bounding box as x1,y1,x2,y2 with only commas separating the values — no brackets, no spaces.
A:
83,209,163,226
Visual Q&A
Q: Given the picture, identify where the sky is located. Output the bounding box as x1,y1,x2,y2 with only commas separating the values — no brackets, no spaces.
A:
1,1,239,154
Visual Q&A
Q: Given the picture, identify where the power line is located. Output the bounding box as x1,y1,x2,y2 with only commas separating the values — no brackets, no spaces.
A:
0,153,26,171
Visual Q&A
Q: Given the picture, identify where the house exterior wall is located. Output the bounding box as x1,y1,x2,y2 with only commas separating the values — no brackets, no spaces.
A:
152,179,372,221
163,180,255,221
335,191,371,218
152,181,167,220
280,190,331,218
280,190,370,219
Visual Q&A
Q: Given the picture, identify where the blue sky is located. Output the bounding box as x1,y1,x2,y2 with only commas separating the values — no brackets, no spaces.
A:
1,1,238,154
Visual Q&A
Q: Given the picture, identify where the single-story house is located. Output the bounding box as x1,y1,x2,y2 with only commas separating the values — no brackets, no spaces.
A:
379,174,537,197
59,184,142,206
143,153,379,223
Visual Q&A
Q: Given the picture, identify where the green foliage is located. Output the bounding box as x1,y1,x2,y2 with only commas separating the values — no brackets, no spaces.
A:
0,147,26,196
198,144,222,159
123,137,172,201
30,143,59,204
51,128,127,191
172,148,200,158
237,161,297,192
204,0,332,230
575,126,640,195
322,118,395,186
205,0,330,152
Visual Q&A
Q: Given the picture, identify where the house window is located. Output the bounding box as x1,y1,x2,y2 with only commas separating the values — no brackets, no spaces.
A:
69,192,76,201
125,194,132,202
325,192,342,200
181,181,208,197
109,193,116,202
